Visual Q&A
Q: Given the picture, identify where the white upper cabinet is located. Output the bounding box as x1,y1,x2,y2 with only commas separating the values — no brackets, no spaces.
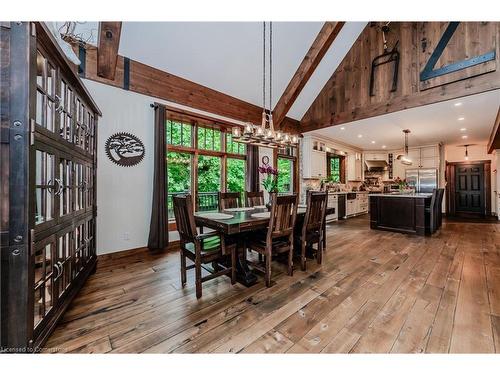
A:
390,145,440,178
364,152,388,161
347,153,363,181
302,136,327,179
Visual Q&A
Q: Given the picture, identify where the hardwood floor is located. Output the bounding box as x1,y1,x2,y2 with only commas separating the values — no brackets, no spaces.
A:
45,215,500,353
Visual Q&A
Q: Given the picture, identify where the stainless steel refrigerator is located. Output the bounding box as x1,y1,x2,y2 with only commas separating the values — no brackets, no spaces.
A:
405,169,438,193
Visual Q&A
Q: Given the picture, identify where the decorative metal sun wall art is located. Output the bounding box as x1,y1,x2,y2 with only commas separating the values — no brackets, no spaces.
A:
105,132,145,167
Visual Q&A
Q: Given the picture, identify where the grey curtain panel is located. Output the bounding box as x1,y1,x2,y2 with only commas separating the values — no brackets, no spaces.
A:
147,104,169,250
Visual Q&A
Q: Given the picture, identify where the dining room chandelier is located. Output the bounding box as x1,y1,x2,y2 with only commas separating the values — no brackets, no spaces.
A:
231,22,299,148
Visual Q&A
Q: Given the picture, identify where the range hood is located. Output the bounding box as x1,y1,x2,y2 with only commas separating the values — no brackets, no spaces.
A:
364,160,389,171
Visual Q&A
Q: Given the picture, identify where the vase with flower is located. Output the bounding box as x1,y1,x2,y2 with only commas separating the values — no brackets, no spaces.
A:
258,164,279,210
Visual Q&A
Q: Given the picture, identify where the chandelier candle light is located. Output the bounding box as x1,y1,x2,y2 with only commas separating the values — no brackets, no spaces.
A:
232,22,299,148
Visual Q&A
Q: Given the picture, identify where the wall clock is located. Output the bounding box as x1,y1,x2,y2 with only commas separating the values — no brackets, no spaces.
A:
105,132,145,167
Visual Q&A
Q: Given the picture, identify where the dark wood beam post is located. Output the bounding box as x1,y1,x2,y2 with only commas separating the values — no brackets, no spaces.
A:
272,21,345,127
97,22,122,80
487,106,500,154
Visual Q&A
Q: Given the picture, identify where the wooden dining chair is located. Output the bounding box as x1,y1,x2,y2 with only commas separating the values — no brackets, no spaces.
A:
218,192,241,210
437,188,445,229
173,194,236,299
246,193,298,287
245,191,265,207
295,191,327,271
428,189,439,234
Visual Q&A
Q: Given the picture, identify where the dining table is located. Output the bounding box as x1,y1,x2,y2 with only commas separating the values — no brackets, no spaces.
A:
194,205,334,286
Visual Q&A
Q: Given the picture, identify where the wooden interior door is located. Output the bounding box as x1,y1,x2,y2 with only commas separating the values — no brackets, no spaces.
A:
454,163,485,215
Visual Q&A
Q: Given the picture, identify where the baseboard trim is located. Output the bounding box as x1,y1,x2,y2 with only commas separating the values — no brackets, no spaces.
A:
98,240,180,261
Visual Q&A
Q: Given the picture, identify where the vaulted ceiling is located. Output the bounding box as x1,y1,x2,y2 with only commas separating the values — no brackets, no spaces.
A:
71,21,367,120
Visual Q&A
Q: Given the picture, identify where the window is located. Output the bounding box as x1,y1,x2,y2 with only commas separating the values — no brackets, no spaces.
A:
198,126,221,151
167,151,191,217
329,156,341,182
226,133,246,155
227,158,246,193
167,120,192,147
327,154,344,183
165,111,247,221
277,157,293,194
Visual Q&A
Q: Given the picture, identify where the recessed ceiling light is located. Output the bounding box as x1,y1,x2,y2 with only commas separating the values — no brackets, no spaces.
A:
458,117,465,121
357,134,363,138
460,128,467,132
371,140,376,144
454,102,463,107
382,145,387,149
340,126,345,130
462,135,468,139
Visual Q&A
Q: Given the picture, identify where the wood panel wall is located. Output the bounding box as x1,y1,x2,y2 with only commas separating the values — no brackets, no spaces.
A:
301,22,500,132
73,43,300,134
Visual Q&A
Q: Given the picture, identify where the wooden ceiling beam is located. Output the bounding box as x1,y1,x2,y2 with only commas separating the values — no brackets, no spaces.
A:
272,21,345,127
487,106,500,154
97,22,122,80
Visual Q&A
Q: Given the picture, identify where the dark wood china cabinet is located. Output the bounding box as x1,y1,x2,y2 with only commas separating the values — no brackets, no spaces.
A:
0,22,101,351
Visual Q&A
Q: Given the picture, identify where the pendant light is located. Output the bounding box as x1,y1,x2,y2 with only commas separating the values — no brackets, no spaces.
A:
231,22,298,148
396,129,412,165
464,144,470,160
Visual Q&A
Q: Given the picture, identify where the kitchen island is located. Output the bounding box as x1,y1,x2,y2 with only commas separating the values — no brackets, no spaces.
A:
369,193,432,236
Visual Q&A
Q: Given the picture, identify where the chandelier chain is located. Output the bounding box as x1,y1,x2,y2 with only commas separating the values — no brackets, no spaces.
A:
263,21,266,111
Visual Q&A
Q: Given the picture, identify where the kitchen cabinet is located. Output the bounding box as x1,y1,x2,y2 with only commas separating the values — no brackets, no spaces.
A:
347,153,363,181
302,137,327,179
390,145,440,178
364,152,388,161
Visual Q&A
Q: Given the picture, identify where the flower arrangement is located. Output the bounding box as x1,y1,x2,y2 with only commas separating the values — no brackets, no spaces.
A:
394,177,408,189
258,164,279,193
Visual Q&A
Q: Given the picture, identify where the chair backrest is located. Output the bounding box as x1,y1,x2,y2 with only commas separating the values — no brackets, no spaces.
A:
429,189,439,233
246,191,264,207
437,188,445,227
302,191,327,237
267,193,298,240
173,194,198,243
218,192,241,210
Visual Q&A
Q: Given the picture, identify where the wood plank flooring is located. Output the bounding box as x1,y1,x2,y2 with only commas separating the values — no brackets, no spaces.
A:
45,215,500,353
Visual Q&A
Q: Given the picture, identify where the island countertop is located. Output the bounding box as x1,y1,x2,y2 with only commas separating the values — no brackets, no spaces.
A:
368,193,432,198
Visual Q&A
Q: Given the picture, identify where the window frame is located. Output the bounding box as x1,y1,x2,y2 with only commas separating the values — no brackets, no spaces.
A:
165,109,247,221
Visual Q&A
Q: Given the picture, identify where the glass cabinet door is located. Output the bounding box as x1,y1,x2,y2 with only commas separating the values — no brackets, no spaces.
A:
34,147,57,229
33,236,57,331
56,229,72,298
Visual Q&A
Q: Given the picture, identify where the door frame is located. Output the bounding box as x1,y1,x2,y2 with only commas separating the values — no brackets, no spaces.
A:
445,160,491,217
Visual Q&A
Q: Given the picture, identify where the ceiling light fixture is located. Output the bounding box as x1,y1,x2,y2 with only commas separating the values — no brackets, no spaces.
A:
382,145,387,149
458,117,465,121
340,127,345,130
371,140,376,144
454,102,462,107
396,129,412,166
357,134,363,138
232,22,298,148
460,128,467,132
464,144,469,161
462,135,468,139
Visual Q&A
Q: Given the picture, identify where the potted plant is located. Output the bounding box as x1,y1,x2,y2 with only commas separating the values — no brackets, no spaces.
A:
258,164,278,210
394,177,414,194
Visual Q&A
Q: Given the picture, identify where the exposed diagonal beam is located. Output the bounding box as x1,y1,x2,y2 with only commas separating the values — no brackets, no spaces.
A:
487,106,500,154
97,22,122,80
273,21,345,127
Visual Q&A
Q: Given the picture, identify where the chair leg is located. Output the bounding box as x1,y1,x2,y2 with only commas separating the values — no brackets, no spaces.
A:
265,250,272,288
288,247,293,277
301,241,306,271
258,253,263,263
195,257,202,299
317,238,323,265
180,251,187,287
230,247,236,285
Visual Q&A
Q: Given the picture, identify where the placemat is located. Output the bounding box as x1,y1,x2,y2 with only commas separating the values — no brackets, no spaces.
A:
223,207,254,212
196,212,234,220
251,212,270,219
253,205,267,209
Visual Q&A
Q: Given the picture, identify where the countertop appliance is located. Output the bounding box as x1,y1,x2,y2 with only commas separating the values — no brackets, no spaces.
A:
405,168,438,193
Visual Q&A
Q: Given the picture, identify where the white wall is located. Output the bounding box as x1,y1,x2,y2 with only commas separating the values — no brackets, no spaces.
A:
444,143,497,215
84,79,267,254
